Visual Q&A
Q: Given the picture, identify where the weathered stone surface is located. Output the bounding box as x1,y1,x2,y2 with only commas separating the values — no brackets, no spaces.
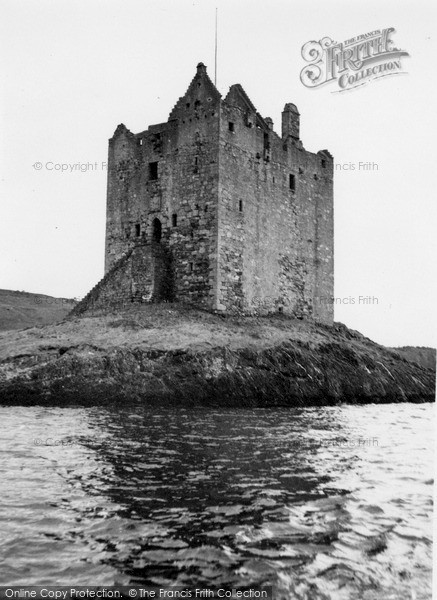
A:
70,243,172,315
83,63,334,322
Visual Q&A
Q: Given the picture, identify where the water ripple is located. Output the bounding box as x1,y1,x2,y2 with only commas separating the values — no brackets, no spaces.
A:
0,403,433,599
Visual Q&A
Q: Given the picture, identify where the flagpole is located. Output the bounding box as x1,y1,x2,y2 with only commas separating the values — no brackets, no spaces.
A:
214,8,218,87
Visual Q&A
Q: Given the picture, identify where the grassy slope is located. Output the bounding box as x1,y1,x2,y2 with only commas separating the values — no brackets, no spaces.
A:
0,289,75,331
389,346,436,370
0,304,434,405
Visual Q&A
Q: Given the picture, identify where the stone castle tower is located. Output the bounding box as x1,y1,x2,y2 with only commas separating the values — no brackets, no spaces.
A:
73,63,334,323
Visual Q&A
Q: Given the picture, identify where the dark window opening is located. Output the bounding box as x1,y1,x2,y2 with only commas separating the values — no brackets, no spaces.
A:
194,100,201,108
289,174,296,192
189,262,194,272
263,132,270,149
314,174,318,181
186,103,190,109
321,159,326,168
239,200,243,212
152,218,162,243
135,224,141,237
228,122,235,133
172,213,177,227
149,161,158,180
194,156,198,166
190,230,194,239
299,167,304,174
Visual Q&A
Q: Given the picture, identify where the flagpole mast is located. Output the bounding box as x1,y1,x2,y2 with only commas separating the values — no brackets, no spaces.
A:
214,8,218,87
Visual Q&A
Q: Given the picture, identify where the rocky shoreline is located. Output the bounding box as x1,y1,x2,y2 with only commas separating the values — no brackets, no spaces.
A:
0,305,434,405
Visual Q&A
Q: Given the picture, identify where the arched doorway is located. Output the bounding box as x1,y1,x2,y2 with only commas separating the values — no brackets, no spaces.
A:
152,218,162,243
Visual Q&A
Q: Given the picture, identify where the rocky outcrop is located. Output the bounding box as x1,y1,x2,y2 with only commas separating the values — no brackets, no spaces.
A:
0,306,434,405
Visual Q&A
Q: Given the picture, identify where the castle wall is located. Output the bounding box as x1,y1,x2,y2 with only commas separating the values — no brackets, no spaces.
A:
103,64,334,323
71,244,171,315
217,102,333,322
104,66,222,309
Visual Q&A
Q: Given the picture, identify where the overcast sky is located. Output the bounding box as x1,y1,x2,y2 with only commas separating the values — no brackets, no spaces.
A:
1,0,436,348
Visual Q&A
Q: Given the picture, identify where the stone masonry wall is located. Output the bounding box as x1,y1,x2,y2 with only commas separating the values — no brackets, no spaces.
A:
71,244,171,315
217,90,334,322
102,64,334,323
104,64,221,310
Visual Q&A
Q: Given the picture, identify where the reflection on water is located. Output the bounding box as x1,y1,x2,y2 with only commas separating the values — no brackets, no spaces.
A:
0,403,433,599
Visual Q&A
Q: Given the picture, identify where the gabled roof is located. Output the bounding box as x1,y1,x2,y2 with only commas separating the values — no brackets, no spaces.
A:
224,83,270,132
224,84,257,114
169,63,221,120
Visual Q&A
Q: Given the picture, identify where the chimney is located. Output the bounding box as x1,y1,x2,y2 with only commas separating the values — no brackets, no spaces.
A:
196,62,207,75
282,103,300,141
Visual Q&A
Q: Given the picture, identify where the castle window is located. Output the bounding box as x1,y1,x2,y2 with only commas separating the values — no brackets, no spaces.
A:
135,223,141,237
321,159,326,168
239,200,243,212
289,174,296,192
189,262,194,273
152,218,162,242
172,213,178,227
228,122,235,133
194,156,198,166
186,102,190,109
263,132,270,150
149,161,158,180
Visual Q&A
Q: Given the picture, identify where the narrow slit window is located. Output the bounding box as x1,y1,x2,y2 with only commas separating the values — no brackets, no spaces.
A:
135,224,141,237
239,200,243,212
172,213,178,227
189,262,194,273
289,174,296,192
228,122,235,133
321,159,326,168
149,161,158,180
